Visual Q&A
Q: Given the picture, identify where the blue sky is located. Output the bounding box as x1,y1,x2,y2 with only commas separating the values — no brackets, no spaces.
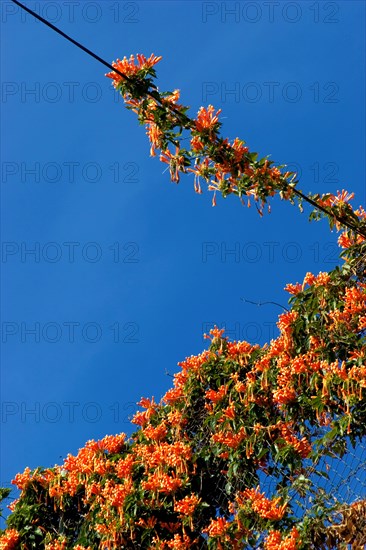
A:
1,0,365,517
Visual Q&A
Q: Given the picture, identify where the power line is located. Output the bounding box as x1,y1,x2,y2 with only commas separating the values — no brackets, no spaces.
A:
9,0,366,239
9,0,190,127
10,0,130,81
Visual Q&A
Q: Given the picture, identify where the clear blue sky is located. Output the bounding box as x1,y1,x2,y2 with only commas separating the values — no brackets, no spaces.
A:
1,0,365,517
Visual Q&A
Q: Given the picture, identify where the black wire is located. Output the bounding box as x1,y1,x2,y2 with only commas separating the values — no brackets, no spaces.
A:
10,0,133,82
10,0,366,239
9,0,191,126
291,187,366,238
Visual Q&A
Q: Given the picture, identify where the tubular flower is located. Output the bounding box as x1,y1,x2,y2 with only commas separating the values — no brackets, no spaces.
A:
162,386,184,404
203,516,230,537
302,272,316,288
314,272,331,287
141,471,183,494
103,478,133,508
98,433,126,454
273,386,297,405
166,410,187,428
212,427,247,449
265,527,301,550
338,232,354,248
160,146,187,183
146,123,164,157
230,137,249,164
174,494,201,516
0,529,20,550
45,539,67,550
319,189,355,207
278,424,312,458
11,467,32,491
277,311,298,342
194,105,222,134
166,533,196,549
284,283,302,295
240,487,287,520
187,158,211,193
220,404,236,420
141,422,168,441
115,455,135,478
160,89,185,115
204,326,226,341
190,135,205,152
205,384,228,403
132,397,158,425
106,53,162,87
131,410,150,426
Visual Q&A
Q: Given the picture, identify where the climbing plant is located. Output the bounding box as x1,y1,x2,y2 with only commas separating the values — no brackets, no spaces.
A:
1,53,365,550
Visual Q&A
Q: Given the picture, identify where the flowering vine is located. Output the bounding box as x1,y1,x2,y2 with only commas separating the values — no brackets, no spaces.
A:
1,244,365,548
105,54,365,240
1,53,365,549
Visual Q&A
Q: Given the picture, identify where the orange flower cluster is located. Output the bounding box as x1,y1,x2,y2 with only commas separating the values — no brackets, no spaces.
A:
284,283,302,295
166,409,186,428
276,311,298,342
178,350,211,373
0,529,20,550
212,427,247,449
205,384,227,403
115,455,135,479
328,284,366,331
98,433,126,454
220,403,236,420
105,53,304,214
278,424,312,458
4,247,366,548
132,397,158,426
174,494,200,516
45,539,67,550
226,340,259,360
165,533,196,549
103,479,133,508
203,516,230,537
105,51,366,259
135,440,191,468
286,269,341,295
63,439,114,476
265,527,301,550
162,386,184,405
204,327,226,340
239,487,287,520
338,207,366,248
272,385,297,406
11,466,32,491
141,471,183,494
141,422,168,441
194,105,222,133
161,350,211,405
105,53,162,86
160,147,187,183
319,189,355,208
